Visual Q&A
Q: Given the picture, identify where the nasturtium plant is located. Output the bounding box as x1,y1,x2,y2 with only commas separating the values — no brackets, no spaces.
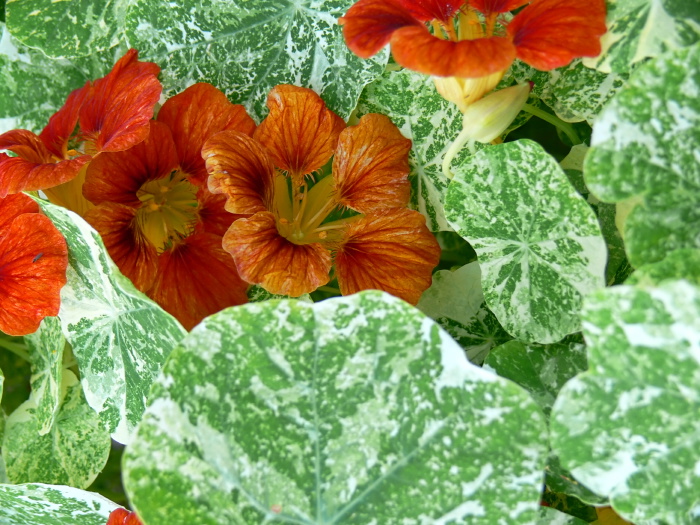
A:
585,43,700,268
37,201,187,444
445,139,607,344
123,292,548,524
626,248,700,287
551,280,700,524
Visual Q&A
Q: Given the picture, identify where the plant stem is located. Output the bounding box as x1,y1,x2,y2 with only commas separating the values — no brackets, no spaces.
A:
521,103,582,145
317,285,341,295
0,339,31,363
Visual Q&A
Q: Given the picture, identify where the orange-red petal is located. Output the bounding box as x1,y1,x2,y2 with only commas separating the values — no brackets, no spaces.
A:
335,208,440,305
397,0,466,22
0,150,91,198
223,211,331,297
0,209,68,336
508,0,607,70
339,0,423,59
84,203,158,292
39,81,91,159
391,25,516,78
196,185,242,237
79,49,162,153
0,193,39,231
107,509,143,525
147,232,249,331
83,121,179,207
471,0,530,15
157,82,256,186
333,113,411,213
253,85,346,180
203,130,276,215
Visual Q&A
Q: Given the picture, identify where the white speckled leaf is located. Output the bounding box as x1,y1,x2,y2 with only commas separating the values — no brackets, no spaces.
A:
355,68,476,231
417,262,512,364
537,506,588,525
22,316,64,435
2,369,110,487
0,483,119,524
5,0,127,58
445,140,607,344
551,280,700,524
37,200,187,444
626,248,700,287
585,44,700,268
583,0,700,73
125,0,385,121
123,291,548,524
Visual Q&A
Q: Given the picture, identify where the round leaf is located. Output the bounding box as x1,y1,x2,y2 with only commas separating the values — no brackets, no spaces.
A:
626,248,700,287
445,139,607,344
124,291,548,524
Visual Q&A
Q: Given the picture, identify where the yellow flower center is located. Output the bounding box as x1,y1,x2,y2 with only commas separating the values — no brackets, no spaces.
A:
135,170,199,252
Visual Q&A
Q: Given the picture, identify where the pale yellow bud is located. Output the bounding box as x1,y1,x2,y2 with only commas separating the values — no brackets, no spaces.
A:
433,70,506,112
460,82,532,144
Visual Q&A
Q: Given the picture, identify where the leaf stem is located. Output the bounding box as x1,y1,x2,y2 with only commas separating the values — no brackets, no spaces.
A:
0,339,31,363
521,103,582,145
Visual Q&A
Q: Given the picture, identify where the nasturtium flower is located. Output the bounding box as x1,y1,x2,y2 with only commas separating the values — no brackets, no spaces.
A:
0,193,68,336
82,83,255,330
204,85,440,303
340,0,607,110
0,49,161,215
106,508,142,525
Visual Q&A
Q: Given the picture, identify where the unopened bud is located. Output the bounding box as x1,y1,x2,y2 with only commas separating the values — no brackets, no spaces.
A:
460,82,532,144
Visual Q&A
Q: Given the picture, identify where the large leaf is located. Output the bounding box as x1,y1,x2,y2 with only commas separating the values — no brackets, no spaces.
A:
626,248,700,287
551,280,700,524
5,0,127,58
417,261,512,364
37,200,187,444
583,0,700,73
125,0,386,121
0,483,119,524
445,139,607,344
537,506,588,525
124,291,548,524
355,68,470,231
2,369,110,487
585,44,700,268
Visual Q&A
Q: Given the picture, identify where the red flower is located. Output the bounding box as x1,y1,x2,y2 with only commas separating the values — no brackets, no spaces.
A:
0,49,161,216
106,508,142,525
0,193,68,336
82,83,254,330
204,85,440,303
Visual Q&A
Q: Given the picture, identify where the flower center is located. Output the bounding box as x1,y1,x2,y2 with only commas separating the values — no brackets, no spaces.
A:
135,170,199,252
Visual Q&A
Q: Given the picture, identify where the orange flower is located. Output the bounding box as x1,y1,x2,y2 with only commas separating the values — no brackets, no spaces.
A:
340,0,607,108
0,193,68,336
82,83,255,330
204,85,440,303
0,49,161,215
106,508,142,525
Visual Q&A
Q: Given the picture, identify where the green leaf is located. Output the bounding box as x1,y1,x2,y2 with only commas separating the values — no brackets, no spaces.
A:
37,200,187,444
585,44,700,268
22,316,64,435
536,506,589,525
0,483,119,524
124,291,548,524
545,455,607,507
125,0,385,122
583,0,700,73
5,0,127,58
626,248,700,287
551,280,700,524
417,262,512,364
355,68,473,232
3,369,110,487
247,285,312,304
445,139,607,344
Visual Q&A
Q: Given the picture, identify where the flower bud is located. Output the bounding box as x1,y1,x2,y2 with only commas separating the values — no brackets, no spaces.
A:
460,82,532,143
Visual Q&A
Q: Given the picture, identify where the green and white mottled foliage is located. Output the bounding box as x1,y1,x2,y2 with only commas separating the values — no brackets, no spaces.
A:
417,262,512,364
124,292,548,525
583,0,700,73
2,369,110,487
537,506,589,525
125,0,386,122
585,44,700,268
37,200,187,444
626,248,700,287
445,140,607,344
551,280,700,524
0,483,119,524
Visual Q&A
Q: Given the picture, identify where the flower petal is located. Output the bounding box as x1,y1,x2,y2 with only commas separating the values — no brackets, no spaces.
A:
397,0,466,22
38,82,91,159
0,150,91,198
508,0,607,70
333,113,411,213
196,185,243,237
83,121,179,207
339,0,424,58
158,83,256,186
253,85,346,180
0,212,68,336
391,25,516,77
203,130,276,215
0,192,39,234
470,0,530,15
84,203,159,292
148,232,249,331
335,208,440,305
79,49,162,153
223,211,331,297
